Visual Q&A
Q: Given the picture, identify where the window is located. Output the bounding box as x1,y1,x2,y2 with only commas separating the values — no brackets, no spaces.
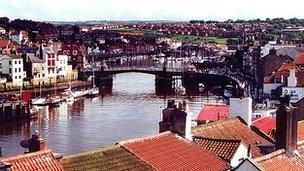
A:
19,60,21,64
15,76,17,79
19,68,21,72
9,61,11,65
15,61,17,64
19,76,21,79
15,68,17,72
9,68,11,73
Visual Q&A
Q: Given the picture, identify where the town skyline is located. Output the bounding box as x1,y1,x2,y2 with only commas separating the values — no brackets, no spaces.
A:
1,0,304,22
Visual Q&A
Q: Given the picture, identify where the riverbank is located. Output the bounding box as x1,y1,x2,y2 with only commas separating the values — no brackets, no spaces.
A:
0,81,91,95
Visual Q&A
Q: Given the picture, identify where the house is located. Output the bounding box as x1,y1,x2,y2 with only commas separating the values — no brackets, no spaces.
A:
0,132,63,171
264,52,304,99
120,131,230,171
0,40,10,51
10,30,28,44
234,95,304,171
196,104,229,124
57,54,74,81
0,150,63,171
0,54,26,85
40,46,57,78
25,55,47,85
0,27,5,34
193,137,249,167
60,146,154,171
59,44,86,70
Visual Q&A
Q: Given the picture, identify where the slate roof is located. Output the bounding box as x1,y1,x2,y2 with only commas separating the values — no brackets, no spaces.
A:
192,117,274,158
0,149,63,171
196,104,229,123
2,54,22,59
120,131,230,171
254,142,304,171
60,145,154,171
193,136,242,162
28,55,44,63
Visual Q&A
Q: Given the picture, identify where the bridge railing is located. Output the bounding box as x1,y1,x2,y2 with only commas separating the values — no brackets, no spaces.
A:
82,66,187,73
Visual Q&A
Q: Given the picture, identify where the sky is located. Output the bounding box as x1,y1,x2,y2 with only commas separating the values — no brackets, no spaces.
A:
1,0,304,21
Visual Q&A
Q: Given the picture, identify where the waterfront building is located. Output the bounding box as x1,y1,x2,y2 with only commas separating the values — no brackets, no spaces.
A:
9,30,28,44
40,46,57,79
0,54,26,86
0,27,5,34
58,44,86,70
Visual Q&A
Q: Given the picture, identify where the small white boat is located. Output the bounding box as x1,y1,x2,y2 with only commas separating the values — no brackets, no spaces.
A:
88,87,99,97
45,95,62,105
31,97,46,106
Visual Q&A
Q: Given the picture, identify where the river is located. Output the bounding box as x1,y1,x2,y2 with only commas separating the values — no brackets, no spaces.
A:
0,72,224,157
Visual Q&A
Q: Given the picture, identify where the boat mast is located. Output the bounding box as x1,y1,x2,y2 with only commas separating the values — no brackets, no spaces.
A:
92,55,95,88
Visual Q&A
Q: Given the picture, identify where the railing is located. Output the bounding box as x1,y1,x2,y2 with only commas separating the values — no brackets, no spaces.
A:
82,66,186,73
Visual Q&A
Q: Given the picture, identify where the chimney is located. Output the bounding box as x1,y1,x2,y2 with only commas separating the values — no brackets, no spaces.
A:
0,162,11,171
275,95,298,152
159,100,192,141
229,97,252,126
287,69,297,87
20,131,46,153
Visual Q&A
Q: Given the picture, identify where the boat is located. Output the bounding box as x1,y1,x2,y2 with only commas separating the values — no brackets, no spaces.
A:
31,74,46,106
31,97,46,106
224,85,233,98
87,55,99,97
88,86,99,97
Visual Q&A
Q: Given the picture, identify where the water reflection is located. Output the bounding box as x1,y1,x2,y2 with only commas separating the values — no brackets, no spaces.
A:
0,72,224,157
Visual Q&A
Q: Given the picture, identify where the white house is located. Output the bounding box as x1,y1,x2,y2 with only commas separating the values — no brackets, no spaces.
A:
0,54,26,85
57,55,68,77
282,69,304,103
10,30,28,44
0,27,5,34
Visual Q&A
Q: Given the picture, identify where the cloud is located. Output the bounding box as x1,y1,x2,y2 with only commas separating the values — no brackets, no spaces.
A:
0,0,304,21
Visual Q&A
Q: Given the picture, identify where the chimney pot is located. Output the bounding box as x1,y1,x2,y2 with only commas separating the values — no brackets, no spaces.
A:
0,162,11,171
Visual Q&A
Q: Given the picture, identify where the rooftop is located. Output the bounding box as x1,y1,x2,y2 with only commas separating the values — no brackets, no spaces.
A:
60,145,154,171
192,117,274,158
196,104,229,123
0,149,63,171
254,142,304,171
120,131,230,171
1,54,22,59
293,52,304,65
252,117,276,135
193,136,242,162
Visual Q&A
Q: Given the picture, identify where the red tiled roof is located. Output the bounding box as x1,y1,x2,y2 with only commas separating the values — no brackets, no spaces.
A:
193,137,242,162
293,52,304,65
0,40,9,48
252,117,276,134
196,104,229,123
0,149,63,171
255,142,304,171
297,121,304,141
120,131,230,171
192,117,274,158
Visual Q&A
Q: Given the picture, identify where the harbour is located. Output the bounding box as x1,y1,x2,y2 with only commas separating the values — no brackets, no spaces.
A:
0,72,224,156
